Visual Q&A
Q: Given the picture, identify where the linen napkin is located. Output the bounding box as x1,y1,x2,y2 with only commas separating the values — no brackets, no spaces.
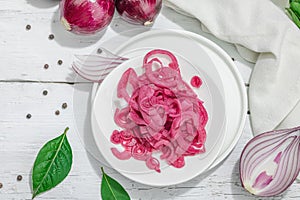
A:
165,0,300,136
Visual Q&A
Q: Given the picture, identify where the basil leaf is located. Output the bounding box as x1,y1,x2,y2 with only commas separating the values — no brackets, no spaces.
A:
291,2,300,18
32,127,73,199
101,167,130,200
286,8,300,29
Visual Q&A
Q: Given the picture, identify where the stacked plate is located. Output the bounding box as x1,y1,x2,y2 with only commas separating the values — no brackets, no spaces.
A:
73,29,247,186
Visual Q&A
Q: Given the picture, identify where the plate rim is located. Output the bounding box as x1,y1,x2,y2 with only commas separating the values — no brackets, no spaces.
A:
90,29,247,186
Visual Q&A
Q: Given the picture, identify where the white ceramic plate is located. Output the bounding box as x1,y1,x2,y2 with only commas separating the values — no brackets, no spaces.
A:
73,29,247,185
109,30,247,170
91,47,226,185
91,31,226,186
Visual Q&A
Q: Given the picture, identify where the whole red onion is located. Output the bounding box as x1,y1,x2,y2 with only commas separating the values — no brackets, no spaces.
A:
60,0,115,35
115,0,162,26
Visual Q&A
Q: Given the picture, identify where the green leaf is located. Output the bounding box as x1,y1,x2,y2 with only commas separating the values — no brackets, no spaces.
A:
101,167,130,200
32,127,73,199
286,8,300,29
290,2,300,18
290,0,300,3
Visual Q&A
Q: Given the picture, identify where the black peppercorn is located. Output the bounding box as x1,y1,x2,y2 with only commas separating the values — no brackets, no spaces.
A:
26,114,32,119
97,48,103,54
44,64,49,69
43,90,48,96
0,183,3,188
26,24,31,30
55,110,60,115
17,175,22,181
57,60,63,65
48,34,54,40
62,103,67,109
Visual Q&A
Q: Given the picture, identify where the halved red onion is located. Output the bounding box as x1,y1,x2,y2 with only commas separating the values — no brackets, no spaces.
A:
60,0,115,35
115,0,162,26
240,126,300,196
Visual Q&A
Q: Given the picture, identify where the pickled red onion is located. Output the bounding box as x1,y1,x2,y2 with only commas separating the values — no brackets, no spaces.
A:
110,49,208,172
191,76,202,88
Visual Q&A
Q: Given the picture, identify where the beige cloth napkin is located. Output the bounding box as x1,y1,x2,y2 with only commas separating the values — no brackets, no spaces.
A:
165,0,300,136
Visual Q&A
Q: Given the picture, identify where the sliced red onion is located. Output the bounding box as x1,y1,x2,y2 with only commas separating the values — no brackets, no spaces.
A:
111,147,131,160
143,49,180,73
115,0,162,26
120,130,134,141
171,156,185,168
109,49,208,172
240,126,300,196
110,130,121,144
146,157,161,173
117,68,139,102
72,49,128,82
60,0,115,35
131,144,150,161
191,76,202,88
114,108,136,129
121,138,137,147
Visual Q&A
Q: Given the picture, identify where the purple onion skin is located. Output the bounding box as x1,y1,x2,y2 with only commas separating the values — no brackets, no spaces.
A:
115,0,162,26
60,0,115,35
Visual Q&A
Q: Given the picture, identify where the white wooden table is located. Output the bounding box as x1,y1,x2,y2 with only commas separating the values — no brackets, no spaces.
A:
0,1,299,199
